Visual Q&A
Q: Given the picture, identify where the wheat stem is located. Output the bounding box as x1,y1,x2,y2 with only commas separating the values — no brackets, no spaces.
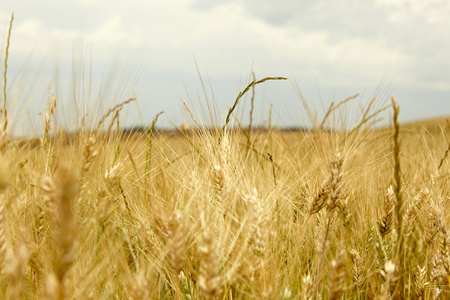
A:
2,13,13,133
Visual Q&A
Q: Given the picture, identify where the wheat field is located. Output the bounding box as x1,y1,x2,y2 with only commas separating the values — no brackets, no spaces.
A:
1,14,450,300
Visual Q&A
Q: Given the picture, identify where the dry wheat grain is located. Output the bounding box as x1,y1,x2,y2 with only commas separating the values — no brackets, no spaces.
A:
349,249,365,293
327,250,346,300
414,265,427,298
244,188,268,257
0,195,7,274
378,186,395,238
198,227,221,298
402,191,425,239
168,210,187,275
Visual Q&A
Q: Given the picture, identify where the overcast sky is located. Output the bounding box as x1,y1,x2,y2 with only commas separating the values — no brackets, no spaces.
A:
1,0,449,134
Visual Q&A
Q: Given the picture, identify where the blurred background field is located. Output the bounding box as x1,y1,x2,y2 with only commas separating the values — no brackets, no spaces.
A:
0,7,449,299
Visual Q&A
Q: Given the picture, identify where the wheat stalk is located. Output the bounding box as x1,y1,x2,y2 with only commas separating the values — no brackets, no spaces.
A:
219,76,287,143
144,111,163,200
96,97,136,131
318,93,359,131
2,13,13,133
391,97,405,296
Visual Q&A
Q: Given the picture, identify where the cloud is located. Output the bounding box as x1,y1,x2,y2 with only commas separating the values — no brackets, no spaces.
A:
235,0,450,90
4,0,448,89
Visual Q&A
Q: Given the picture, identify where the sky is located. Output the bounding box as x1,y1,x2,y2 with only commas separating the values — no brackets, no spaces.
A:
1,0,449,135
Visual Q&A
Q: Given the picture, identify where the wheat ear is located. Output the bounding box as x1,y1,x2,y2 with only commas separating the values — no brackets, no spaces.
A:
313,154,343,300
198,226,221,299
379,260,396,299
402,191,425,240
349,249,365,294
49,165,79,300
424,202,440,247
131,270,150,300
309,179,330,215
245,188,268,258
0,156,9,274
81,135,97,188
378,186,395,238
414,265,427,298
298,178,330,257
0,195,7,274
391,97,405,296
168,210,187,275
328,250,346,300
302,274,314,300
